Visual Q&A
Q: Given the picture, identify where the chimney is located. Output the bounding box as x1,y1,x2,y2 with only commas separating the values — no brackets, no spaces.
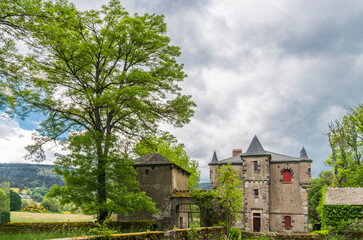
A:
232,149,242,156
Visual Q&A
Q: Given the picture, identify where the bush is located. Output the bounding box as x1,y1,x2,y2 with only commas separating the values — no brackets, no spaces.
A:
229,227,241,240
10,190,22,211
22,204,47,213
40,197,60,212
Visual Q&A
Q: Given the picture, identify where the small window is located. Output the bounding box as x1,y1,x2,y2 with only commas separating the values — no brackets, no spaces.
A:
285,216,291,228
254,189,259,198
145,169,150,174
253,161,258,172
307,168,311,177
283,169,291,182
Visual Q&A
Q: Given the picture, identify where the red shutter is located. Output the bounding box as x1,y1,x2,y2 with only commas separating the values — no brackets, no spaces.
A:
285,216,291,228
283,170,291,182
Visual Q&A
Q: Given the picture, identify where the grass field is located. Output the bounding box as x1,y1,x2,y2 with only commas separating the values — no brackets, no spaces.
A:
11,211,95,222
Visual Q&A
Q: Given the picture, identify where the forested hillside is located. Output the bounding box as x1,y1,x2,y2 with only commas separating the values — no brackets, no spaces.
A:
0,163,64,190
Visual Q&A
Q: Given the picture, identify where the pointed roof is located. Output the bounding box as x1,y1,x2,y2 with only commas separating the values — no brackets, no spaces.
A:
241,135,270,157
300,146,310,160
134,152,191,175
211,151,218,162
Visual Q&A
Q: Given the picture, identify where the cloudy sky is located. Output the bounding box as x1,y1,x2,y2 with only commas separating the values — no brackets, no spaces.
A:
1,0,363,182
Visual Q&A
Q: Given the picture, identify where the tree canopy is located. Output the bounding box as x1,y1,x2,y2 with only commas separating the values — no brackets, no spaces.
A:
134,133,200,189
0,0,196,220
326,104,363,187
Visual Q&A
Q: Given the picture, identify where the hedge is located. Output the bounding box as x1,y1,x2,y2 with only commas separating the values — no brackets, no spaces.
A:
0,220,155,234
0,182,10,224
321,205,363,232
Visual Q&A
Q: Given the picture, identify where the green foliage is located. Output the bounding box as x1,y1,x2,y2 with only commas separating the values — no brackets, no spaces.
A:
135,133,201,189
40,197,60,212
326,104,363,187
308,171,333,223
228,227,241,240
47,131,157,217
87,218,117,238
9,190,21,211
1,0,195,221
321,205,363,233
215,163,243,231
0,182,10,224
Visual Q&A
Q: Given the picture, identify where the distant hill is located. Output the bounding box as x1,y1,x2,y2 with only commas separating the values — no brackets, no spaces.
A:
0,163,64,190
196,182,212,190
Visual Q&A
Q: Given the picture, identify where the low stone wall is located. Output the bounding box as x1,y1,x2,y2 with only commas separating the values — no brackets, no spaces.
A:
165,226,226,240
0,220,155,234
49,226,226,240
241,231,322,240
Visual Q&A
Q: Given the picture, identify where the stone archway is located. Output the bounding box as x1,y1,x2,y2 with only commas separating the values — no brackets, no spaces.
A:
170,196,207,229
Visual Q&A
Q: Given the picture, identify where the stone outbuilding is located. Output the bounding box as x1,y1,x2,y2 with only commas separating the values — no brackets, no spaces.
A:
117,152,192,230
209,136,312,233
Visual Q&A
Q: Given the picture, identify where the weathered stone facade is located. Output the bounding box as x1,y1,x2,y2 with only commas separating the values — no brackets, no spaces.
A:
209,136,312,233
117,153,191,230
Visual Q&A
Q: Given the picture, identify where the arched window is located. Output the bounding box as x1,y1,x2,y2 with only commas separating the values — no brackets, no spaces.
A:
283,169,291,182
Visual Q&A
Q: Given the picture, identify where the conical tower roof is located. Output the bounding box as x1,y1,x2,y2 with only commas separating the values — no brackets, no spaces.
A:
241,135,270,156
300,146,310,160
211,150,218,162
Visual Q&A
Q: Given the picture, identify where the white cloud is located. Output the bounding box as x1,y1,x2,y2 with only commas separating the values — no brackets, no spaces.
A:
0,117,60,165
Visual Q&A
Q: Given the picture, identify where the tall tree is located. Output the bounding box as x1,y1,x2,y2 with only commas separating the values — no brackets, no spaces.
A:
215,163,243,232
326,104,363,187
1,0,195,220
134,133,200,189
308,171,333,224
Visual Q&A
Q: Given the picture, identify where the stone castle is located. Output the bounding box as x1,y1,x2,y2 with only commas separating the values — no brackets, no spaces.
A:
119,135,312,232
209,136,312,232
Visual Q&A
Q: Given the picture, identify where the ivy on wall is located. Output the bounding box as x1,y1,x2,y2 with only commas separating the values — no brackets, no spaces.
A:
321,205,363,232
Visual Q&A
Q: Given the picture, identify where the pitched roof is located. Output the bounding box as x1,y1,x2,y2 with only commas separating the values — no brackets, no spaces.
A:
209,136,312,165
325,188,363,205
209,155,242,165
134,152,191,175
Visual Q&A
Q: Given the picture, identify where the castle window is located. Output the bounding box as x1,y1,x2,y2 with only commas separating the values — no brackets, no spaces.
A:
145,169,150,174
254,189,259,198
253,161,258,172
307,168,311,177
285,216,291,229
283,169,291,182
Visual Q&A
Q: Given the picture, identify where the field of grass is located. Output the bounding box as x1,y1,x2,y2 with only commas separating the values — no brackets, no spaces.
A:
1,231,87,240
11,211,95,222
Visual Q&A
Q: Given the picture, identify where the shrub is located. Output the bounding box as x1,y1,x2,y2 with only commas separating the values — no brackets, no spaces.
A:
10,190,22,211
22,204,47,213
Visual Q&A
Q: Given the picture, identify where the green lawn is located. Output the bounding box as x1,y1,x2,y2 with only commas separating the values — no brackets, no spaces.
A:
11,211,95,222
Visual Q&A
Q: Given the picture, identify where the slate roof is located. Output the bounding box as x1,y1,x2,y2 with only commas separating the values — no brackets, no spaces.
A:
134,152,191,175
241,135,269,156
209,155,242,165
209,136,312,165
325,188,363,205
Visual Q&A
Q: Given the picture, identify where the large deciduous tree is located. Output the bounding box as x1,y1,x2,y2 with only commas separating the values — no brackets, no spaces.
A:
1,0,195,220
326,104,363,187
134,133,200,189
